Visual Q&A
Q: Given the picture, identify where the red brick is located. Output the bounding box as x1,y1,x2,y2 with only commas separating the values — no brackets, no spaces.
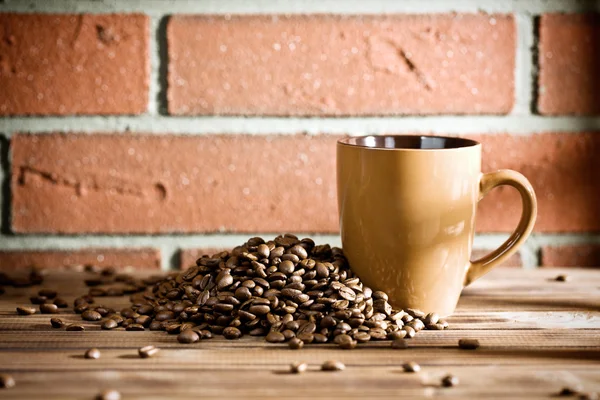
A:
471,249,522,266
11,133,339,233
10,132,599,234
168,14,515,116
541,245,600,267
475,132,600,233
538,13,600,115
0,13,149,115
0,248,160,270
179,248,226,270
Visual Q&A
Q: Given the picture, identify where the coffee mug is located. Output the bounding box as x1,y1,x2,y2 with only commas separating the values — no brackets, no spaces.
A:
337,135,537,316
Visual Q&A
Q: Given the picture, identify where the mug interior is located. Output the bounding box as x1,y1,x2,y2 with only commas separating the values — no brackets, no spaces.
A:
339,135,479,150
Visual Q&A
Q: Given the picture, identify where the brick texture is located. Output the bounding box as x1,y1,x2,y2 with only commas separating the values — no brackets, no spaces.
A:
538,13,600,115
10,133,339,233
168,14,515,116
10,132,599,234
0,248,160,270
0,13,149,115
541,245,600,267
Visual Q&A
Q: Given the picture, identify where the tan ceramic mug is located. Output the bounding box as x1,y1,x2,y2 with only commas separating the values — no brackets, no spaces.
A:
337,135,537,316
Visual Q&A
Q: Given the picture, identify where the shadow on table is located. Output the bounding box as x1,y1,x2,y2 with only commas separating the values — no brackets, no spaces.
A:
458,296,600,312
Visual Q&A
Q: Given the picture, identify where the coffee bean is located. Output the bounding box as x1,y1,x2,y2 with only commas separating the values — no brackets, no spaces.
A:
30,295,48,304
82,310,102,321
50,317,65,328
16,306,36,315
424,312,439,325
38,289,57,299
313,333,328,343
66,324,85,331
560,386,582,396
0,374,15,389
53,297,68,308
266,331,285,343
441,374,459,387
249,305,270,315
402,361,421,373
288,338,304,349
354,332,371,343
458,338,480,350
402,326,416,339
177,329,200,344
579,393,599,400
407,308,426,318
126,324,145,331
555,274,569,282
85,348,101,359
96,389,121,400
40,303,59,314
337,335,357,350
321,360,345,371
101,319,118,330
223,327,242,340
391,339,409,349
296,332,314,343
388,330,407,340
290,361,308,373
138,345,160,358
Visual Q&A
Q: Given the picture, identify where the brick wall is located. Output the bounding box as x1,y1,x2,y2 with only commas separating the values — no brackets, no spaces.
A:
1,0,599,270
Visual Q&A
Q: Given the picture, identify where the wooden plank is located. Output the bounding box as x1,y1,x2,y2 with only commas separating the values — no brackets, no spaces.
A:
0,367,599,399
0,348,598,371
0,329,598,350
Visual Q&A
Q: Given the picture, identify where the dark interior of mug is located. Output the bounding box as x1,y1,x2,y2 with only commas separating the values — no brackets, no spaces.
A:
340,135,479,149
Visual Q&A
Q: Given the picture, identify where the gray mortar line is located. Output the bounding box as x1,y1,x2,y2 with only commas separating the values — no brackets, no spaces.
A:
1,116,599,136
512,14,535,116
1,0,600,14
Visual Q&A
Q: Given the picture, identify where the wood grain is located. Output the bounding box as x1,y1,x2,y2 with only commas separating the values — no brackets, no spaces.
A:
0,268,599,399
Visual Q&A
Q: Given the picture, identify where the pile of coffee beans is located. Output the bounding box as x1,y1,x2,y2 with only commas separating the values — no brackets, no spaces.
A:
90,234,448,347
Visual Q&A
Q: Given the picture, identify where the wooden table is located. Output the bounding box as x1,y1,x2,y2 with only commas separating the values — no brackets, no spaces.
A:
0,267,599,399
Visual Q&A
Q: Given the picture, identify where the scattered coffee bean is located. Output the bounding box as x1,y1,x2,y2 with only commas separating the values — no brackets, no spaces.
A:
138,345,160,358
16,306,36,315
402,361,421,373
266,331,286,343
50,317,65,328
82,310,102,321
555,274,569,282
391,339,409,349
321,360,345,371
85,348,101,359
53,297,69,308
66,324,85,331
388,330,407,340
441,374,459,387
223,327,242,340
177,329,200,344
579,392,599,400
0,374,15,389
30,295,48,304
560,386,583,396
458,338,480,350
96,389,121,400
288,338,304,350
101,319,119,330
40,303,59,314
38,289,57,299
290,361,308,374
336,334,357,349
126,324,145,331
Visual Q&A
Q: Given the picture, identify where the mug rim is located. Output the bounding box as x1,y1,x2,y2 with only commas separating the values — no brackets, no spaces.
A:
337,135,481,151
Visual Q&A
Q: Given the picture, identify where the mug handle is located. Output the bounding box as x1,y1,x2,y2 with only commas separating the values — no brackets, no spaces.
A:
463,170,537,286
